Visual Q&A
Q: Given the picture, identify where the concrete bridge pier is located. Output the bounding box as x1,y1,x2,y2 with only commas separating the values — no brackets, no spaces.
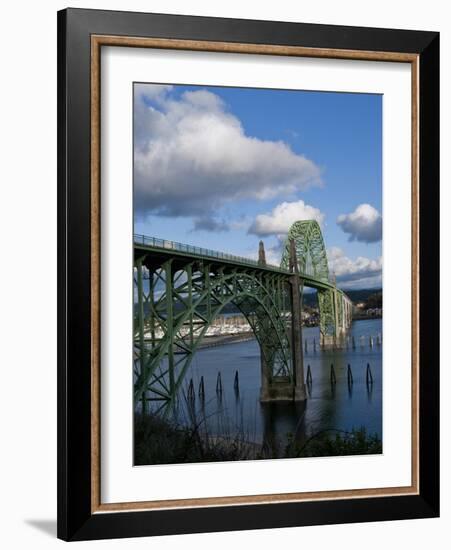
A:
290,239,307,401
259,239,306,402
320,287,353,348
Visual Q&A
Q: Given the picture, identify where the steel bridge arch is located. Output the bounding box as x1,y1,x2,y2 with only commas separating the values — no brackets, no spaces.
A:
134,261,293,408
279,220,351,342
280,220,329,281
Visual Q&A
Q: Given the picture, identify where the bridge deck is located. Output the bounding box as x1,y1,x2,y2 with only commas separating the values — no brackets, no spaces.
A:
134,234,338,293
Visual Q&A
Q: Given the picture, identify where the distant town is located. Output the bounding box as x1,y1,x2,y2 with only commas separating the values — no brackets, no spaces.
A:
138,289,382,344
203,289,382,339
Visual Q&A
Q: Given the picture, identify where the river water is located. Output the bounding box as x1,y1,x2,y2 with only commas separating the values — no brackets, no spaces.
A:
175,318,382,449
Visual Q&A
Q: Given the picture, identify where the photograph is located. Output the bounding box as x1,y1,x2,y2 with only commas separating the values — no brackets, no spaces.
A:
0,0,444,545
133,82,383,466
51,4,439,542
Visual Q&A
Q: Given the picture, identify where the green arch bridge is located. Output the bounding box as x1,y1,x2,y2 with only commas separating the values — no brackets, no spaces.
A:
134,220,353,410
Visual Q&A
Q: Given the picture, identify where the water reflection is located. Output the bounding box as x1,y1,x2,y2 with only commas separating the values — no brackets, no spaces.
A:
168,318,382,451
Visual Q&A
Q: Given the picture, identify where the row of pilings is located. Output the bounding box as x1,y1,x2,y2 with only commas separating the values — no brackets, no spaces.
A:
187,370,241,403
305,362,374,387
304,333,382,353
186,362,375,404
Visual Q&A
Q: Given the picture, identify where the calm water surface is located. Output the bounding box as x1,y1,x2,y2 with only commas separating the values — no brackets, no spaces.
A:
173,318,382,448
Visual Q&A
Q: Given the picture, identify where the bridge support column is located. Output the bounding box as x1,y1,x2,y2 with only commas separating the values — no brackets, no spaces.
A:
259,351,272,402
319,289,335,348
136,257,147,414
289,239,307,401
333,288,340,345
258,240,306,402
334,289,345,345
257,241,272,402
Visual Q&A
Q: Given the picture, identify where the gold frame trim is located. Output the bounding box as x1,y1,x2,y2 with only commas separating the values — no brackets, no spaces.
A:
90,35,420,514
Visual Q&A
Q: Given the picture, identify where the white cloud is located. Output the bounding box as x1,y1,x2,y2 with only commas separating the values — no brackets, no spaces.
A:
337,203,382,243
243,243,382,288
134,85,322,219
134,83,173,103
265,245,285,266
248,200,325,237
327,246,382,288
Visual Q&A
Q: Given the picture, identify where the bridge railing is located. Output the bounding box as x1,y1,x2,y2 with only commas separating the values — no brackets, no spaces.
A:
133,234,341,286
134,233,281,270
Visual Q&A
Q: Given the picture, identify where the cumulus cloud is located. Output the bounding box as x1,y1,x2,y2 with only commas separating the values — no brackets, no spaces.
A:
327,247,382,288
263,246,284,266
135,83,173,103
242,242,382,289
337,203,382,243
248,200,325,237
134,85,322,220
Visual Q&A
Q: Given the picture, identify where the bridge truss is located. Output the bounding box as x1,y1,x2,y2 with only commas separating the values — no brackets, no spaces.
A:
134,254,297,411
134,221,352,409
281,221,353,345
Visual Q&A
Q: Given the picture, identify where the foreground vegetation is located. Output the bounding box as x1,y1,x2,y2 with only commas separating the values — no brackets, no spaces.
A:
134,411,382,465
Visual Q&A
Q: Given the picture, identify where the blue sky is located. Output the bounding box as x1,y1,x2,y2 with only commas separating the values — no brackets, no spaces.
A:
134,83,382,289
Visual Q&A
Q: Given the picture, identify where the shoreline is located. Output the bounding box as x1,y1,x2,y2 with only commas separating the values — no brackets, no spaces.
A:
198,332,255,349
197,316,383,348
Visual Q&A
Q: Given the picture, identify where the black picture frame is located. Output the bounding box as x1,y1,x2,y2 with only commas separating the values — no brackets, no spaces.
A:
57,7,439,541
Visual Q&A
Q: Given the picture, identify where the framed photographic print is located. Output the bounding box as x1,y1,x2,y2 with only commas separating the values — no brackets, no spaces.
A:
57,8,439,541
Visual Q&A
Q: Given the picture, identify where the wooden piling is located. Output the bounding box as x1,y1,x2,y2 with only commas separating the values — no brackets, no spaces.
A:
306,364,312,385
216,371,223,393
347,363,353,384
330,363,336,385
198,376,205,399
366,363,373,385
234,370,239,392
188,378,195,401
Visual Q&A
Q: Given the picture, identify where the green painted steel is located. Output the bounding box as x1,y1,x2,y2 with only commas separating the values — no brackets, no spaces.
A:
280,220,329,281
133,221,353,408
133,259,292,408
280,221,351,343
